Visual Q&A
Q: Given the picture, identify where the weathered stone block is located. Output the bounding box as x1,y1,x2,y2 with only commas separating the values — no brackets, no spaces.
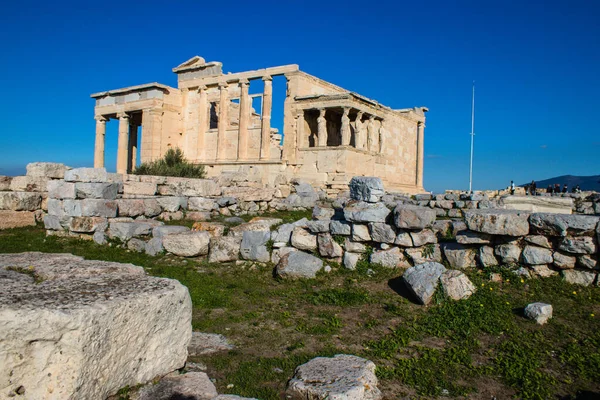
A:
0,191,42,211
75,182,119,200
291,227,318,250
494,243,522,264
209,236,241,263
442,243,476,269
47,180,75,199
352,224,372,242
562,270,597,286
464,210,529,236
0,210,36,230
524,235,552,249
26,162,69,179
441,270,476,300
69,216,107,233
344,201,391,223
188,197,217,212
343,252,362,270
455,231,492,244
152,225,190,239
116,199,145,217
240,231,270,262
109,221,162,241
0,176,11,191
552,252,576,269
145,237,164,256
369,222,396,244
478,246,498,267
0,252,191,400
163,231,210,257
275,251,323,279
409,229,437,247
317,233,343,258
221,186,276,202
158,177,221,197
307,220,331,233
191,222,226,237
405,245,442,265
370,247,408,268
524,302,553,325
43,214,63,231
81,199,118,217
529,213,599,237
558,236,597,255
402,262,447,305
344,238,367,253
393,204,436,230
123,182,157,196
312,205,335,220
64,167,109,183
330,220,352,236
349,176,385,203
156,196,188,212
9,176,48,192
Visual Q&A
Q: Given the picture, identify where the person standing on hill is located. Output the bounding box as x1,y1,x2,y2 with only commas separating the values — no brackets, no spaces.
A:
531,180,537,196
510,181,515,195
562,184,568,193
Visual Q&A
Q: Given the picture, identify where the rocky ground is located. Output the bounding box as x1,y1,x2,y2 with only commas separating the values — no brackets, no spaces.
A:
1,224,600,400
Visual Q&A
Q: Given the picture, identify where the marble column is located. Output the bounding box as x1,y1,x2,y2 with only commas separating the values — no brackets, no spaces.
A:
341,107,351,146
217,82,229,161
367,115,376,152
296,109,305,149
116,113,130,174
128,122,138,172
416,121,425,187
317,108,327,146
260,75,273,160
94,115,107,168
197,85,207,160
354,111,364,149
238,79,250,160
141,108,163,163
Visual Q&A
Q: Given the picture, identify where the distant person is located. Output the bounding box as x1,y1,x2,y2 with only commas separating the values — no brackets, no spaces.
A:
562,184,568,193
510,180,515,195
547,185,553,194
554,183,561,195
531,180,537,196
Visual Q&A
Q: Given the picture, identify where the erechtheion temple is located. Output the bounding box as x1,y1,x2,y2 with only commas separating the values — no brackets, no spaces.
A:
91,56,428,193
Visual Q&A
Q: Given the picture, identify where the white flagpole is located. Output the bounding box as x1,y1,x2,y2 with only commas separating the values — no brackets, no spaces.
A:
469,81,475,193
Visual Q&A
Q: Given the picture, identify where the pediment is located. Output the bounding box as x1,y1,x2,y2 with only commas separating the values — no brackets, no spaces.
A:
173,56,207,72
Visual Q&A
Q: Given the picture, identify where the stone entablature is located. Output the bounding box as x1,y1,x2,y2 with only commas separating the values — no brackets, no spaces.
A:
91,56,427,194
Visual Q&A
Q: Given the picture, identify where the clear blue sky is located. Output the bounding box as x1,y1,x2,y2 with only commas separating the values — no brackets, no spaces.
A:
1,0,598,193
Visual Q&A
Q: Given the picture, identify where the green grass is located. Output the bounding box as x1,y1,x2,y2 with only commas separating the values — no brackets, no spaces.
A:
2,226,600,399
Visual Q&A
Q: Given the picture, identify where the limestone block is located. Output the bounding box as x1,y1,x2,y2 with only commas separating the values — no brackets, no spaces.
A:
43,215,63,231
0,191,42,211
317,233,343,258
75,182,119,200
209,236,241,263
93,230,107,245
524,235,552,249
436,200,454,209
393,204,436,230
47,180,75,199
221,186,276,202
286,354,381,400
577,255,598,270
344,201,391,223
501,195,573,214
145,237,164,256
128,238,146,253
558,236,597,255
152,225,190,239
0,176,11,191
306,220,331,233
69,217,107,233
0,211,36,230
464,210,529,236
291,227,318,251
531,264,558,278
271,223,296,247
240,231,270,262
442,243,476,269
0,252,191,400
26,162,69,179
81,199,118,217
524,302,553,325
494,243,522,264
192,222,225,237
142,199,162,217
158,178,221,197
405,245,442,265
343,252,362,270
521,246,554,265
410,229,437,247
188,197,218,211
123,182,157,196
109,221,162,241
116,199,145,217
352,224,372,242
64,167,109,183
402,262,447,305
440,270,476,300
349,176,385,203
455,231,492,244
271,246,297,264
478,246,498,267
370,247,408,268
163,231,210,257
562,270,597,286
552,252,576,269
275,251,324,279
369,223,396,244
330,220,352,236
9,176,48,192
345,238,367,253
312,205,335,220
156,196,188,212
228,221,272,237
529,213,599,237
395,231,414,247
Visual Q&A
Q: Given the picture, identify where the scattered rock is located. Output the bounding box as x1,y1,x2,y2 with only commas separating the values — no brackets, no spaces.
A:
344,201,391,223
562,270,597,286
440,270,476,300
393,204,436,230
343,252,362,270
370,247,408,269
464,209,529,236
402,262,447,305
521,246,554,265
349,176,385,203
276,251,323,279
524,302,553,325
442,243,476,269
287,354,381,400
291,227,318,251
188,332,235,356
240,231,270,262
163,231,210,257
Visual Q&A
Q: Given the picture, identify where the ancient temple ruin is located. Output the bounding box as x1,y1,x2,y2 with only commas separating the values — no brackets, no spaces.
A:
91,56,428,193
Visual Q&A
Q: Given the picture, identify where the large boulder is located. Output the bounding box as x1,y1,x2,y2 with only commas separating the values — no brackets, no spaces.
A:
275,251,323,279
286,354,381,400
0,252,191,400
349,176,385,203
163,231,211,257
524,302,553,325
240,231,271,262
393,204,436,230
291,227,318,251
441,243,476,269
402,262,447,305
562,270,597,286
74,182,119,200
521,246,554,265
464,210,529,236
0,191,42,211
344,201,391,223
26,162,69,179
317,233,343,258
558,236,597,255
440,270,476,300
529,213,599,237
208,236,241,263
64,167,109,183
370,247,408,268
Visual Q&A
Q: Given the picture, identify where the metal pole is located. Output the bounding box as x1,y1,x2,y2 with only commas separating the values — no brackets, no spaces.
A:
469,82,475,193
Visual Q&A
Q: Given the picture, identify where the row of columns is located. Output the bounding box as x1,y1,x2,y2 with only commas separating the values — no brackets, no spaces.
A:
94,113,140,174
302,107,382,152
197,76,274,162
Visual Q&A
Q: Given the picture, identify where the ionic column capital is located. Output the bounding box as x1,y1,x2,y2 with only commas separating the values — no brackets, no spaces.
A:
218,82,229,89
262,75,273,82
342,107,350,114
197,85,207,92
356,110,364,117
95,115,107,123
318,108,326,117
238,78,249,87
117,112,130,120
368,115,375,121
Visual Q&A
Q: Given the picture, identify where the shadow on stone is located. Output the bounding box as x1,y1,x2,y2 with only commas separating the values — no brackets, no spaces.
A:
387,276,420,304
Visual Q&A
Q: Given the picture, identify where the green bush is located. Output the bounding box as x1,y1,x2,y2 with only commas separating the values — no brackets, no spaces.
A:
134,147,205,178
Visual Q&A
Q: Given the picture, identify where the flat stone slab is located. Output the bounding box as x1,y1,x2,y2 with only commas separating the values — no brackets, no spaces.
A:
464,209,530,236
0,210,36,230
287,354,382,400
0,252,192,400
500,195,574,214
188,332,235,356
276,251,323,279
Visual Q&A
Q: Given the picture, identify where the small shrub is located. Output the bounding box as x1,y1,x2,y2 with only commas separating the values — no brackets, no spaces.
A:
134,148,205,178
